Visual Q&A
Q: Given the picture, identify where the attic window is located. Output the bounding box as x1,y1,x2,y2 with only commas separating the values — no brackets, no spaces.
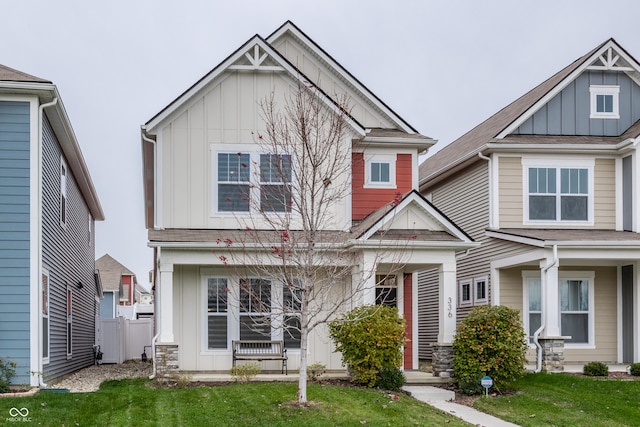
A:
589,85,619,119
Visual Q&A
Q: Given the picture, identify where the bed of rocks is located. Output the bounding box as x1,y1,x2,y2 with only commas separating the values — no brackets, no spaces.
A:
48,360,153,393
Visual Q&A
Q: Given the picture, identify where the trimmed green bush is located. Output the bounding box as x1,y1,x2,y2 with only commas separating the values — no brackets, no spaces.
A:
329,305,405,387
452,305,527,394
230,363,261,383
0,358,16,393
583,361,608,376
629,363,640,376
375,367,406,391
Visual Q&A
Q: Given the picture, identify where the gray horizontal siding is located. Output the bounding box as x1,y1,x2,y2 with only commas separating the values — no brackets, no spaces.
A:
516,71,640,136
41,114,97,383
0,100,31,384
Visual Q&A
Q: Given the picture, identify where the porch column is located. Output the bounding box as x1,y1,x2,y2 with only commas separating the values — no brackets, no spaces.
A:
437,260,457,343
402,272,414,369
541,254,561,337
158,262,175,343
359,252,377,306
635,261,640,362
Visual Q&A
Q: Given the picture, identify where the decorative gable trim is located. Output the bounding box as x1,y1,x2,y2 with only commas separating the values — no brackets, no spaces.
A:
497,39,640,139
357,190,474,243
144,34,366,137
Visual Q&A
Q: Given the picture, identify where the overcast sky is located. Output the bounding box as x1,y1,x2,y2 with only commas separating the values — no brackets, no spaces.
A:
2,0,639,289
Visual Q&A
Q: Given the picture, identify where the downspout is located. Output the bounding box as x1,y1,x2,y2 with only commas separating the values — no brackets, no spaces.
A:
141,130,161,379
149,246,161,379
533,244,558,373
37,98,58,388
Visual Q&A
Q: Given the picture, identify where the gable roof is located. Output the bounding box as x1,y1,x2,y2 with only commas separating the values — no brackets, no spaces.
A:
0,64,104,220
96,254,136,292
419,38,640,190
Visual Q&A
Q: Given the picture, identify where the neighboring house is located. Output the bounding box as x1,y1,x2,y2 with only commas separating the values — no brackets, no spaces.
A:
0,65,104,386
419,38,640,371
141,21,475,376
96,254,138,319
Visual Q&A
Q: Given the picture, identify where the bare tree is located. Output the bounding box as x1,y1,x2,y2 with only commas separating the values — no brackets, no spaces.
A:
215,81,407,404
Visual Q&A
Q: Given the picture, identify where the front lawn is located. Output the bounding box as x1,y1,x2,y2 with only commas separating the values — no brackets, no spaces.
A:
475,372,640,426
0,380,470,426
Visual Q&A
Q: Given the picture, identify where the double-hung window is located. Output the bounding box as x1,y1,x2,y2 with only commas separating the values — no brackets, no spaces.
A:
375,275,397,307
260,154,292,212
590,85,620,119
218,152,251,212
239,278,272,340
67,286,73,357
42,270,50,361
525,160,592,223
207,278,228,349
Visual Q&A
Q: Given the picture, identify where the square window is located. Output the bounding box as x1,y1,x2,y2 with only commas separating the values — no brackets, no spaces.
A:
459,280,472,306
526,165,591,223
364,154,396,188
474,278,488,304
590,85,619,119
370,162,390,183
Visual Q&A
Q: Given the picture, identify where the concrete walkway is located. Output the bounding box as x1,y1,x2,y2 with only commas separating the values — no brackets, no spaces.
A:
402,386,520,427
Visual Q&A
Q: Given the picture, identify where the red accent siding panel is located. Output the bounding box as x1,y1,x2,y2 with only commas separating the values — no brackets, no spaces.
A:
403,273,413,369
351,153,413,220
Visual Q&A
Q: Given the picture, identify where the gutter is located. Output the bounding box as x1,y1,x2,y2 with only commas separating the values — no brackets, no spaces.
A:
533,244,558,373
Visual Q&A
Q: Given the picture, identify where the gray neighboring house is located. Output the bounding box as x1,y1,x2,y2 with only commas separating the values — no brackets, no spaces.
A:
0,64,104,386
419,38,640,372
96,253,138,318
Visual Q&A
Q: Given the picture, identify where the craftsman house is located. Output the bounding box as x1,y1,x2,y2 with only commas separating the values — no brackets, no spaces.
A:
419,38,640,370
141,21,475,376
0,64,104,386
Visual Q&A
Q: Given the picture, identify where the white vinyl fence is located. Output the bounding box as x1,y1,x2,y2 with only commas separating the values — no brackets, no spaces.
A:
96,317,154,364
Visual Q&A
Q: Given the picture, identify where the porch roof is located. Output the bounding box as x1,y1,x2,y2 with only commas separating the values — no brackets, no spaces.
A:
488,228,640,247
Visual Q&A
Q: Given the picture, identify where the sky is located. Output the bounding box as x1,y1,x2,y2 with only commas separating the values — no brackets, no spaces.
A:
2,0,639,289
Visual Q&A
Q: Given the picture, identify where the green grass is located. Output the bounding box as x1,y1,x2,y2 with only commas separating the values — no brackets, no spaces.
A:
475,372,640,426
0,380,469,426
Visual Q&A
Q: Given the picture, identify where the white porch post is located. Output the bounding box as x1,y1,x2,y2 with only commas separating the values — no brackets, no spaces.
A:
360,252,377,306
541,254,561,337
437,260,457,343
635,261,640,362
159,262,175,343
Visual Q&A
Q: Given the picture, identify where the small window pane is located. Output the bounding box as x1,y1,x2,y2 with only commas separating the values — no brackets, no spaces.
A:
208,316,227,349
475,280,486,301
529,312,541,339
375,287,397,307
560,196,587,221
461,282,471,303
371,162,390,183
208,278,227,313
261,184,291,212
597,94,613,113
284,316,301,349
528,279,541,311
240,316,271,340
562,313,589,343
561,280,588,311
529,195,556,220
260,154,291,183
218,153,250,182
218,184,250,212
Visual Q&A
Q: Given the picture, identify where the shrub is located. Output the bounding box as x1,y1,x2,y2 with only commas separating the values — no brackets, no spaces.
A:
375,367,406,391
308,362,326,382
230,363,260,383
452,305,527,394
629,363,640,376
0,358,17,393
583,361,608,376
328,305,405,387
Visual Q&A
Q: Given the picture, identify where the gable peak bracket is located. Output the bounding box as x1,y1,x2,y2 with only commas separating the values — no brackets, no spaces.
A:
587,47,634,72
228,44,285,72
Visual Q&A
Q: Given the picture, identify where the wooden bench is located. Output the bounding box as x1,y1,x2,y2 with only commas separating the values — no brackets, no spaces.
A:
232,340,288,375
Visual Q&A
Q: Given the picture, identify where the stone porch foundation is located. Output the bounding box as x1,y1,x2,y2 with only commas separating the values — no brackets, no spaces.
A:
431,343,454,378
155,344,179,380
539,337,566,372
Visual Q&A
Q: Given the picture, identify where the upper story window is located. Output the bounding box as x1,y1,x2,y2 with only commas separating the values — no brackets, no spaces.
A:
215,151,292,213
218,152,251,212
260,154,292,212
60,157,67,226
524,159,593,224
590,85,619,119
365,154,396,188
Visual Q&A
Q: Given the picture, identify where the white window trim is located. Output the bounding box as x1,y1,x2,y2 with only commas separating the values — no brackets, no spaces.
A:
522,158,595,226
473,276,488,305
211,148,298,216
364,153,396,189
458,279,472,306
522,270,595,349
202,275,231,352
66,285,73,358
589,85,620,119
